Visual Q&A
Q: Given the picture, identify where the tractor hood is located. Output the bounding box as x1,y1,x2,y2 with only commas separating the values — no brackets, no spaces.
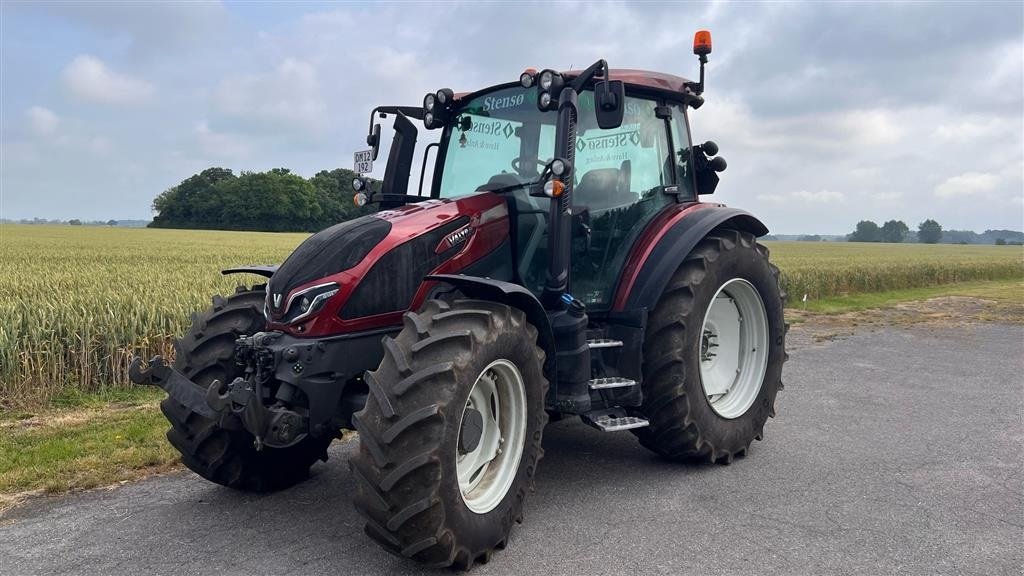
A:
267,216,391,320
264,192,510,337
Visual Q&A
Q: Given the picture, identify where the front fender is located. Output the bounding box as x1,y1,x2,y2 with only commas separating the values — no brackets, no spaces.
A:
221,265,278,278
425,274,556,384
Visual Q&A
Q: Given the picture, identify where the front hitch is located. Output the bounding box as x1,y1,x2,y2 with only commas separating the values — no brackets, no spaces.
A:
129,356,219,420
206,376,308,450
129,353,309,450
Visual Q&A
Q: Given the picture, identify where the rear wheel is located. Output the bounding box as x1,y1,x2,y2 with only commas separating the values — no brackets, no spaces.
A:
351,299,547,569
162,285,336,491
635,229,786,463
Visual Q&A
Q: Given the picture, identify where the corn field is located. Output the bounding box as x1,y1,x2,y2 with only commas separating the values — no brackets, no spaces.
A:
1,224,1021,408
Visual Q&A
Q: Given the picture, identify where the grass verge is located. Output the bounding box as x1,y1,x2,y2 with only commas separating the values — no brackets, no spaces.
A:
0,389,175,512
789,278,1023,314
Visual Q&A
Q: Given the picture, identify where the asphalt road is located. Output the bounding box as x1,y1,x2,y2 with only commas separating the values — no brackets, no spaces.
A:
2,322,1022,576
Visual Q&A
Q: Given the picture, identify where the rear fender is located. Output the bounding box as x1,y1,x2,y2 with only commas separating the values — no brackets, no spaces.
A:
619,206,768,312
425,274,556,384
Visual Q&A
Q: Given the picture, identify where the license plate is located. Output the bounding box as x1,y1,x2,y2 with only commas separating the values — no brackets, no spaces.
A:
353,150,373,174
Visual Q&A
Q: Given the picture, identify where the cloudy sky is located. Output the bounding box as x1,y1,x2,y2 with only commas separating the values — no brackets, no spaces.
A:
2,1,1022,234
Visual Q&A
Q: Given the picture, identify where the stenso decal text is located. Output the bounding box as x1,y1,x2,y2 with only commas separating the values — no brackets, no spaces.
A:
482,93,525,112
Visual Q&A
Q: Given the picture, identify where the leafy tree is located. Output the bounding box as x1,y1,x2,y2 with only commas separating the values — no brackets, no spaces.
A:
106,219,118,227
880,220,909,243
151,167,237,229
308,168,375,229
68,219,82,226
918,219,943,244
797,234,822,242
218,169,322,232
149,166,380,232
995,238,1006,245
847,220,882,242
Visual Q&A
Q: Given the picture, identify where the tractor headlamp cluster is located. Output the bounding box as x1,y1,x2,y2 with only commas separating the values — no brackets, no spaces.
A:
534,69,563,112
531,157,572,199
279,282,340,325
352,177,369,206
423,88,455,130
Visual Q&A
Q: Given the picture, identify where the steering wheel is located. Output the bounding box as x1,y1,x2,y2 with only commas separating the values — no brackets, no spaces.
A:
511,156,548,175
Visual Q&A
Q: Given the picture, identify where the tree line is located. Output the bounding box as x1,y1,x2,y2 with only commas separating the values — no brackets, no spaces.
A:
848,219,941,243
149,167,374,232
846,219,1022,244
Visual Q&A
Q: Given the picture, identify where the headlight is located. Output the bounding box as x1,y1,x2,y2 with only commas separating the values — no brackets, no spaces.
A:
281,282,340,324
539,70,554,90
424,111,434,128
436,88,454,107
551,158,570,176
538,92,552,110
423,93,436,112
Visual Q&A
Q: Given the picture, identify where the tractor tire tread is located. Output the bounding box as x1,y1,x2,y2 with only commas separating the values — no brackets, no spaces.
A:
635,229,786,464
161,284,335,492
351,298,547,568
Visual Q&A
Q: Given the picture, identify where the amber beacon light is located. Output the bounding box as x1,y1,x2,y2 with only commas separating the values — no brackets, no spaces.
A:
693,30,712,55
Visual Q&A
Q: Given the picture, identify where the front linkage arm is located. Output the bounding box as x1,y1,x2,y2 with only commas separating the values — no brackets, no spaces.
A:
129,355,219,420
128,333,310,450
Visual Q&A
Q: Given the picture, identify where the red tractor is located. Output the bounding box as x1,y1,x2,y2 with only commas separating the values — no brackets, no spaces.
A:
131,31,785,569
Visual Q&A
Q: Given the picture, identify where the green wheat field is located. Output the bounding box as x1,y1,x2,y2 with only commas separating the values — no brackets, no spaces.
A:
2,224,1022,408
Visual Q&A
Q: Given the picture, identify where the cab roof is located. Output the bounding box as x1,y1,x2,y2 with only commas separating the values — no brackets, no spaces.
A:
454,68,694,103
564,68,693,95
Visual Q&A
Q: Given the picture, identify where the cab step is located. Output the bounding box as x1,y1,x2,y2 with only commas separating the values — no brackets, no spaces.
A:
582,409,650,432
588,377,637,390
587,338,623,349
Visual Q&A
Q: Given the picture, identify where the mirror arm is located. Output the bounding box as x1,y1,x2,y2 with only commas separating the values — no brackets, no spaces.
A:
570,59,608,93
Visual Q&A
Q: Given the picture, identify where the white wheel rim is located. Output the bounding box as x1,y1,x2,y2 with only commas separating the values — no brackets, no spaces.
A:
698,278,769,419
456,359,527,514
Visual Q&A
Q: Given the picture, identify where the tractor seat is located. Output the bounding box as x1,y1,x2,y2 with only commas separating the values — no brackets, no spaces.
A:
476,172,532,192
574,167,637,213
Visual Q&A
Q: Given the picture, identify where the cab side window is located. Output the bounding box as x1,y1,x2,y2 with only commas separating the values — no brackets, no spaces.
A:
670,105,696,200
572,96,672,213
569,94,675,307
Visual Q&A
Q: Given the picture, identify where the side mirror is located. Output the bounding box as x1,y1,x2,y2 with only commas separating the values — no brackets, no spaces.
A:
593,80,625,129
367,124,381,161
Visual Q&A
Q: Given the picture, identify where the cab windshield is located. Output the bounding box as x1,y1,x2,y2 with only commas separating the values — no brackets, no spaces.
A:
437,86,554,198
437,86,675,203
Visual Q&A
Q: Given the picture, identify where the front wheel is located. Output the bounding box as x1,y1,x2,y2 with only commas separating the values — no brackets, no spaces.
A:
351,299,548,569
164,285,337,491
635,228,786,464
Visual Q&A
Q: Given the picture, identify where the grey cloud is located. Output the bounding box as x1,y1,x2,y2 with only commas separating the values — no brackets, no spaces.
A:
1,1,1020,234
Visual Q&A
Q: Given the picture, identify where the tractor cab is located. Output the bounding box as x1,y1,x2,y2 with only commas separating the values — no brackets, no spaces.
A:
354,62,726,311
